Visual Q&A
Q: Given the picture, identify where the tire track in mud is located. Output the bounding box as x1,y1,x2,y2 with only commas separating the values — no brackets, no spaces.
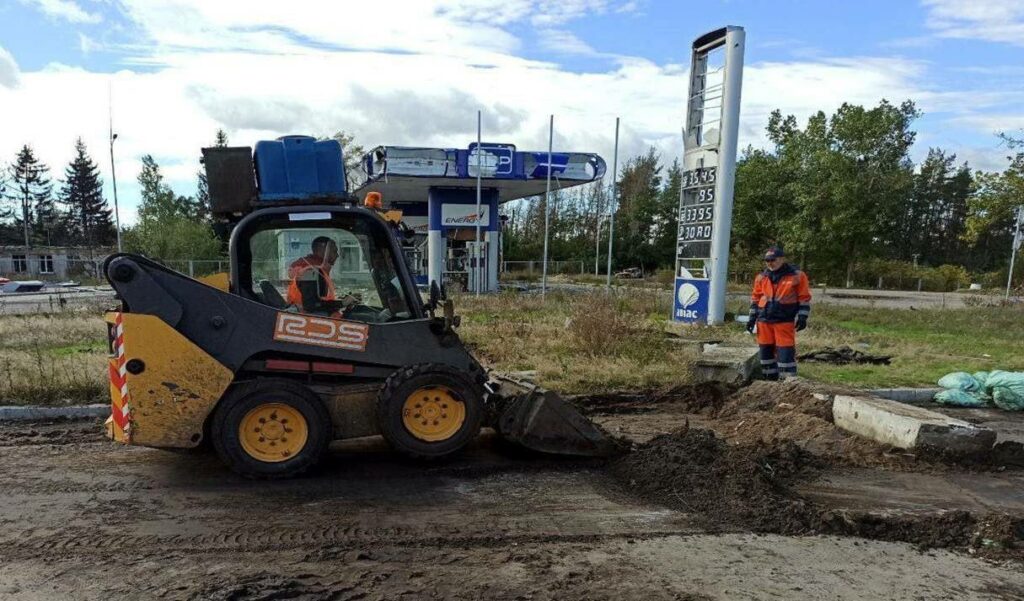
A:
0,524,699,561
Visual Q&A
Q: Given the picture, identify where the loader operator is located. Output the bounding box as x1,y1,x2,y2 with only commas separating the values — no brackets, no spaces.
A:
287,236,356,316
746,245,811,380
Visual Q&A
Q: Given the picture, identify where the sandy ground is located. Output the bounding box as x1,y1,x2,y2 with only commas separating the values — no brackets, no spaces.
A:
0,407,1022,601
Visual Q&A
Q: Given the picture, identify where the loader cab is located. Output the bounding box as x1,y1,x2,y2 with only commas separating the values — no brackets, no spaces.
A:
230,205,425,323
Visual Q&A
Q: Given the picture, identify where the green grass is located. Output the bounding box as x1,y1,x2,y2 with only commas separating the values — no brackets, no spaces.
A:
714,298,1024,388
4,287,1022,405
0,313,109,405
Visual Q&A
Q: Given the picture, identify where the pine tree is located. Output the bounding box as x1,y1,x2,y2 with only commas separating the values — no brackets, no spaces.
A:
59,138,115,248
5,145,53,247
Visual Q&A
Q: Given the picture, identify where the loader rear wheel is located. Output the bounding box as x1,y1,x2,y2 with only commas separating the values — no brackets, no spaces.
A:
211,380,330,479
378,364,483,459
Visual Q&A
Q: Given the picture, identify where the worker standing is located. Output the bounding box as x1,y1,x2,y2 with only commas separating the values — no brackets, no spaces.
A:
746,245,811,380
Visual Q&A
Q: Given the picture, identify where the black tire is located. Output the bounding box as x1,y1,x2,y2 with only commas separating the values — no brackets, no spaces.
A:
377,363,483,459
211,379,331,479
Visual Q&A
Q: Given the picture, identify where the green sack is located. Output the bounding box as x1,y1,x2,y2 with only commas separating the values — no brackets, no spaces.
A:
985,371,1024,411
937,372,983,392
934,388,989,408
973,372,990,389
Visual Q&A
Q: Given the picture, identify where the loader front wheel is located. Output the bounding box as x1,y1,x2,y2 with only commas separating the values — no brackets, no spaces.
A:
211,379,331,479
378,364,483,459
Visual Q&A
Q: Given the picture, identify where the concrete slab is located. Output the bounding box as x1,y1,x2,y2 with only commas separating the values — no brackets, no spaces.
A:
833,395,996,454
693,343,760,387
870,387,943,405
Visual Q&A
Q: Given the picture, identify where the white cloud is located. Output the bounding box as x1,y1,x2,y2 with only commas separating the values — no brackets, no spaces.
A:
0,45,19,88
923,0,1024,45
0,0,1021,224
537,29,598,55
78,32,100,55
948,113,1024,135
20,0,102,24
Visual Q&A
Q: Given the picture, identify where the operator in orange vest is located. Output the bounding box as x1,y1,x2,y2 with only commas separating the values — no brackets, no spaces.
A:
286,236,344,314
746,245,811,380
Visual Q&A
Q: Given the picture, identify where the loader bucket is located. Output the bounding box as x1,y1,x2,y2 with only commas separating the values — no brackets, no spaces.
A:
490,376,623,457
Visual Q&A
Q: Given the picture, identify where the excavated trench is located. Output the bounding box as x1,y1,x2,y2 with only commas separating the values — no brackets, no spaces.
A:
578,381,1024,558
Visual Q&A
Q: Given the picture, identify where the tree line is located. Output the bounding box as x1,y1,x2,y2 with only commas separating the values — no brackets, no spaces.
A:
0,139,116,249
503,99,1024,288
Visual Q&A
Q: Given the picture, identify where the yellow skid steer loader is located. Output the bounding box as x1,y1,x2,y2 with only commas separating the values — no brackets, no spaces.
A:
103,139,617,478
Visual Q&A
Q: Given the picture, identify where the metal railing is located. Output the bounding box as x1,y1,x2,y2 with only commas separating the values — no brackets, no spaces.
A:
502,260,586,276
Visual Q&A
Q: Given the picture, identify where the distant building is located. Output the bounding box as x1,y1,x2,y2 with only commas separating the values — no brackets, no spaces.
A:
0,246,114,280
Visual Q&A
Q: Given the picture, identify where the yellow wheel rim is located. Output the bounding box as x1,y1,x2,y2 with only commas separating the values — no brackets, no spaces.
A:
402,386,466,442
238,403,308,463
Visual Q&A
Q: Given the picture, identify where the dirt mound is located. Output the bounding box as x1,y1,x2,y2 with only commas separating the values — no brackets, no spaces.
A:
612,427,1024,555
717,379,832,421
708,381,914,468
611,427,820,534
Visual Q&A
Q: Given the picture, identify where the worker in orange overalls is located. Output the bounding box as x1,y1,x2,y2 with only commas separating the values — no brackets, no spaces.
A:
746,245,811,380
287,236,340,313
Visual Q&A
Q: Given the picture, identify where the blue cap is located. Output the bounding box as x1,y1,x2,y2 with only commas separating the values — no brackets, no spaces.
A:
763,245,785,261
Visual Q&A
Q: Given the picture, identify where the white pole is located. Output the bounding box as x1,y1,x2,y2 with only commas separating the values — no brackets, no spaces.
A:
594,209,602,275
475,110,482,296
605,117,619,287
1006,205,1023,300
705,26,745,325
108,82,122,253
541,115,553,298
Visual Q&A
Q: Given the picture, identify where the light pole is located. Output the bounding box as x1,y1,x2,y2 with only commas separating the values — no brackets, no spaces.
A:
109,131,122,252
109,84,123,252
1006,205,1023,300
605,117,619,287
594,212,608,275
541,115,553,298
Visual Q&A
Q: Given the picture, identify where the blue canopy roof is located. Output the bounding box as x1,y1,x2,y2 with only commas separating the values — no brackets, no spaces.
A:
353,143,606,204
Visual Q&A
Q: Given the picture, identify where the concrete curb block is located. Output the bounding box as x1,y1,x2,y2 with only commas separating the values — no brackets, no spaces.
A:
833,395,996,455
0,404,108,422
693,343,760,387
871,388,942,405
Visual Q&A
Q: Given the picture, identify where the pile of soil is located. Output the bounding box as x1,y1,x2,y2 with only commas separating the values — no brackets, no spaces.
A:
611,426,1024,555
713,381,1024,471
709,381,964,470
798,346,892,365
716,379,833,421
611,426,820,534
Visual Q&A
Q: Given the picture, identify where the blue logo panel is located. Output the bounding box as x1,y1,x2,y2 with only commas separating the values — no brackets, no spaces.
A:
672,278,709,323
467,143,515,177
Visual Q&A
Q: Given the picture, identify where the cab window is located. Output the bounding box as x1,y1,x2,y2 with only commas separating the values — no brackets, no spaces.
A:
247,222,413,323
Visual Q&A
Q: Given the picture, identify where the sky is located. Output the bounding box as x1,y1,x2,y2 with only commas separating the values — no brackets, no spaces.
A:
1,0,1023,225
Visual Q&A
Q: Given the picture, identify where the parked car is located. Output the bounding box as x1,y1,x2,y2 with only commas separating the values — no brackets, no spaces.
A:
614,267,644,279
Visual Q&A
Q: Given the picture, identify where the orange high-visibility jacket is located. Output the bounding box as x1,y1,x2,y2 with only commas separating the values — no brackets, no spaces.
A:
750,263,811,323
286,255,337,310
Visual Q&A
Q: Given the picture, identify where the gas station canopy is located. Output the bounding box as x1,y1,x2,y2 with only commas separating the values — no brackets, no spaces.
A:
351,142,607,293
353,143,607,203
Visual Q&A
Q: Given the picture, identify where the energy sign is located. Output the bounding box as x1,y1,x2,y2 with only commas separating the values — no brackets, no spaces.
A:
672,26,745,325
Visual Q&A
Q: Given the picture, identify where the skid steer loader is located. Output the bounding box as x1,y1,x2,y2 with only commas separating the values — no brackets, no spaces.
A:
103,136,618,478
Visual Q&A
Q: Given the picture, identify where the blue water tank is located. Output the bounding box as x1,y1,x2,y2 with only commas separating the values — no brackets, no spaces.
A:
254,135,346,200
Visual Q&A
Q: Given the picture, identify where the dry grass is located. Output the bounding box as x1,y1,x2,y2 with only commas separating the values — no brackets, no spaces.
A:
457,289,693,394
0,313,108,405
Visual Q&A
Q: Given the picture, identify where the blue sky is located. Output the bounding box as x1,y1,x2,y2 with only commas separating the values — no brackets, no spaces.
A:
1,0,1022,223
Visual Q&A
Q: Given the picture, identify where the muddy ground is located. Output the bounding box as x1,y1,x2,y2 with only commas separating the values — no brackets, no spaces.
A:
1,382,1023,600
